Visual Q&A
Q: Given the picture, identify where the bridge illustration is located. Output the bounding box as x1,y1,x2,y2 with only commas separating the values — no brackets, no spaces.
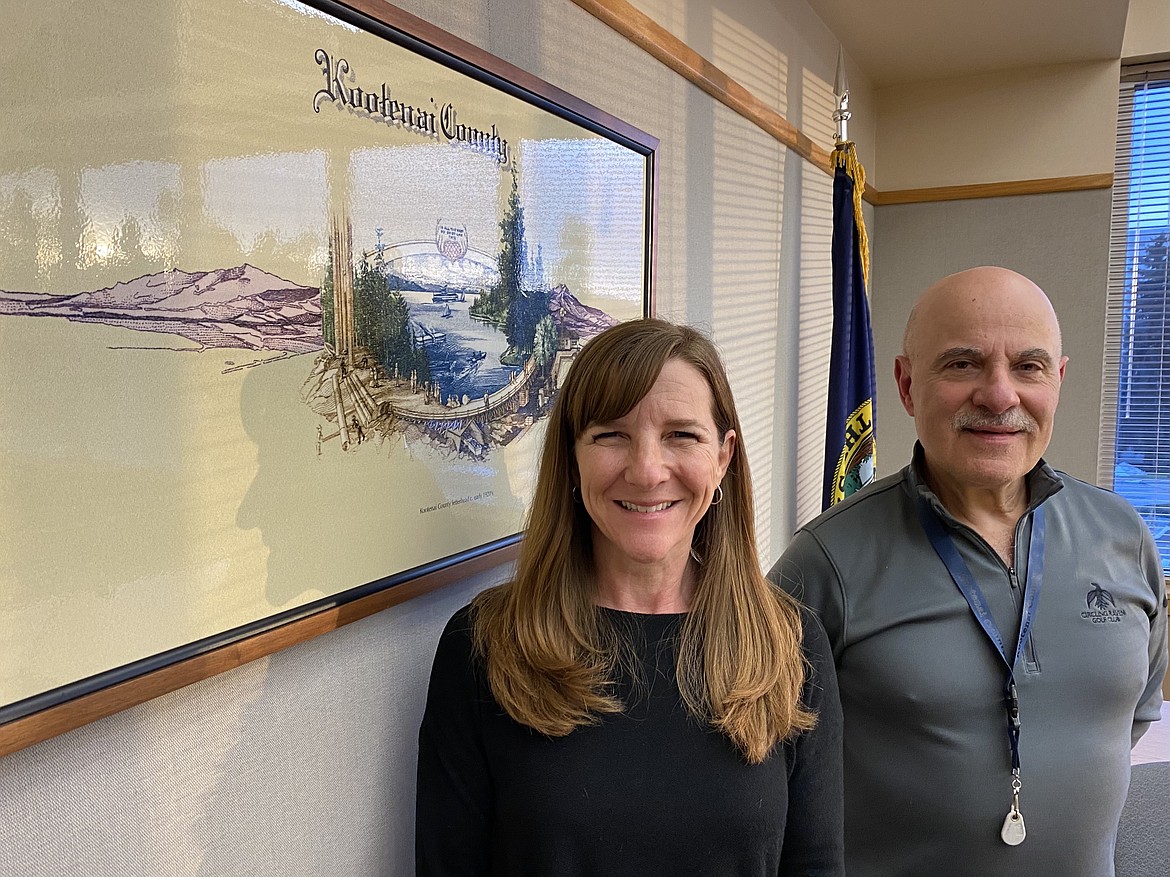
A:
389,353,540,430
327,336,580,450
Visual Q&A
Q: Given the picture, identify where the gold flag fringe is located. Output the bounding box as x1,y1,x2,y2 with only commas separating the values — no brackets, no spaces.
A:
831,141,870,289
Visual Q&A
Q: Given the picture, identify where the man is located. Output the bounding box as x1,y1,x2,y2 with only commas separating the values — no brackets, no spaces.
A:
770,266,1167,876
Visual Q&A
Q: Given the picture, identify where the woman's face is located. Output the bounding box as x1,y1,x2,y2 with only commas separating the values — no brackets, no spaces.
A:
574,359,734,577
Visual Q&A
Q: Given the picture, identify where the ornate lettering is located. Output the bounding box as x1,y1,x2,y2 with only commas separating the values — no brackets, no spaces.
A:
312,49,336,112
313,53,506,163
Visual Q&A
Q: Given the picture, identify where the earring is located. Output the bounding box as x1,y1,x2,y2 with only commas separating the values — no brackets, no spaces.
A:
572,486,582,504
709,484,724,506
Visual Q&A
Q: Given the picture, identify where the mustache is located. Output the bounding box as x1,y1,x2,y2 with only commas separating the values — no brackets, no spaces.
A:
951,410,1037,433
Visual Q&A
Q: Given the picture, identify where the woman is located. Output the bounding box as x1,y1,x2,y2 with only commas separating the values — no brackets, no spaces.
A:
416,319,843,875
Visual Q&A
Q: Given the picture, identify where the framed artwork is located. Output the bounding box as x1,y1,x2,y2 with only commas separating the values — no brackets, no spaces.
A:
0,0,656,744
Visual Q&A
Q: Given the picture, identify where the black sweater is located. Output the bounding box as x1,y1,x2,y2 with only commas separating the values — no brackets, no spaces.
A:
416,604,844,876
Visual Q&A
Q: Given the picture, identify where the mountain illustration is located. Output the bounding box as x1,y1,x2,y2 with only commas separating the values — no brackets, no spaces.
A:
0,265,323,353
547,284,619,339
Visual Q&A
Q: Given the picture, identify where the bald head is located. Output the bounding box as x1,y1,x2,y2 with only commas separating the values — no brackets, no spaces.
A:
902,267,1063,361
893,265,1069,498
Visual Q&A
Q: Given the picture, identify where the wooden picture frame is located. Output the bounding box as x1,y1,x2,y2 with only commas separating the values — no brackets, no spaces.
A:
0,0,656,755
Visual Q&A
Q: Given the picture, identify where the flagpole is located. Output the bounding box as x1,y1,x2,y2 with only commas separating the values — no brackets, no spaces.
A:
833,48,850,146
831,49,868,287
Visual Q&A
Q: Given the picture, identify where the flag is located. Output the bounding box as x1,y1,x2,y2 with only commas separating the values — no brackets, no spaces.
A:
822,141,877,510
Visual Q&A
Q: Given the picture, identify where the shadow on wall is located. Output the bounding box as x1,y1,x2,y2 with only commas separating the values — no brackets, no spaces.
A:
188,571,498,877
233,352,446,609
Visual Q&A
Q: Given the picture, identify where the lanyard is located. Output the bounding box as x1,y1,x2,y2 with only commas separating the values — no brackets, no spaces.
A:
914,498,1046,776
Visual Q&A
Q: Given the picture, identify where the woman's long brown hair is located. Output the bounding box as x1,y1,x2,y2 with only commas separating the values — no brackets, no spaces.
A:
471,319,814,763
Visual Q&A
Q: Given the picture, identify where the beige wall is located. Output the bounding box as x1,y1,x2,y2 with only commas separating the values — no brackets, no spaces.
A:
869,0,1170,196
1124,0,1170,61
875,59,1119,190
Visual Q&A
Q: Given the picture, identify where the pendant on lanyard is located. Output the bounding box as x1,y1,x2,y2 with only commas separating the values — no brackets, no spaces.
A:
916,498,1045,847
1000,768,1026,845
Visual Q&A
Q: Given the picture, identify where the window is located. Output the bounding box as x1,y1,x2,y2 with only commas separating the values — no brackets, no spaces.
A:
1100,62,1170,574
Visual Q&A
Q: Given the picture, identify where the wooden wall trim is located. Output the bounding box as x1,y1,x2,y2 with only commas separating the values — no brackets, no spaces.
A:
572,0,1116,207
0,542,519,759
571,0,833,176
870,174,1115,205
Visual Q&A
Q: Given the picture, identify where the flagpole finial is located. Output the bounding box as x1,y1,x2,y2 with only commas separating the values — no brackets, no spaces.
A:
833,47,850,145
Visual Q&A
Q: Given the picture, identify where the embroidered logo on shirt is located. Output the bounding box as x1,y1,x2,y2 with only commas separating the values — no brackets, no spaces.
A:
1081,583,1127,624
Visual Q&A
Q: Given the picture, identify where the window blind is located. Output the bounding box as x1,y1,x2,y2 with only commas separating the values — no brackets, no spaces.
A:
1099,61,1170,573
795,161,834,530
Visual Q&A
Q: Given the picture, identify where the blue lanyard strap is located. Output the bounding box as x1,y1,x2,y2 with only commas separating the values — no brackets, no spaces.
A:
915,498,1046,772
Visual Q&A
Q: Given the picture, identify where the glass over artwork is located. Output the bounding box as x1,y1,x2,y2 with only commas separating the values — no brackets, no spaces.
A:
0,0,652,721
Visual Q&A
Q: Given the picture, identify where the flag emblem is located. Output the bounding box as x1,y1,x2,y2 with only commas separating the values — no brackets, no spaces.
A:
831,399,875,505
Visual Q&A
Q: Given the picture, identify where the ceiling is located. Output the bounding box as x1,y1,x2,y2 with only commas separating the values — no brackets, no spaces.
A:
803,0,1131,88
